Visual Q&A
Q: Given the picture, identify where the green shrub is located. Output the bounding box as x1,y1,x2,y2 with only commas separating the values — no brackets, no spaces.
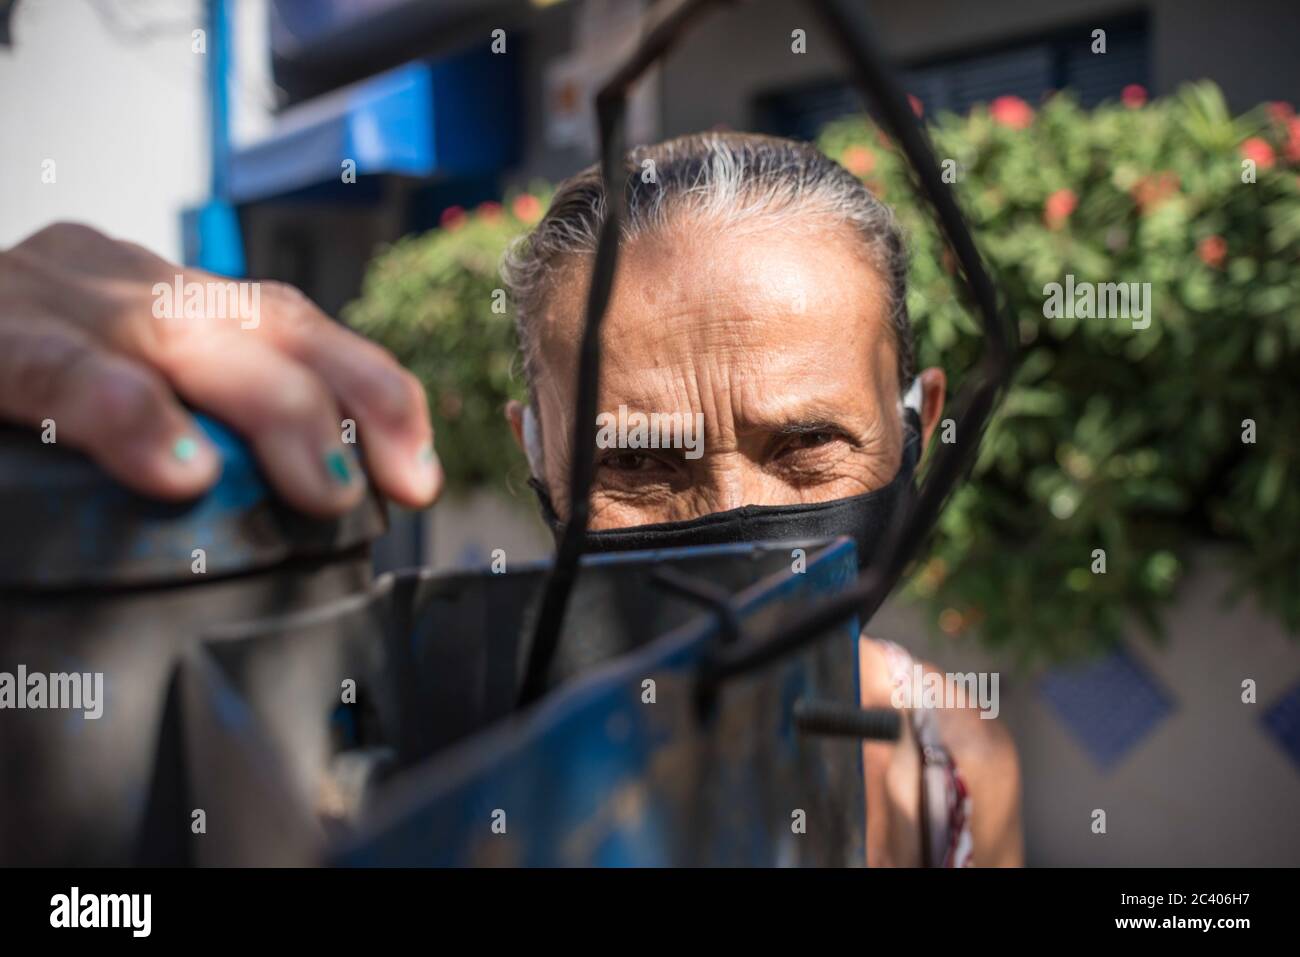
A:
343,193,547,490
820,81,1300,659
346,83,1300,661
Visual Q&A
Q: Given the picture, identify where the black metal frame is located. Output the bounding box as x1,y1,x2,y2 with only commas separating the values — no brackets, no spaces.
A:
519,0,1017,706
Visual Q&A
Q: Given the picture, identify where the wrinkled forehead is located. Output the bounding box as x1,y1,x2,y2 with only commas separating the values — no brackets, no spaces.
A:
530,218,898,408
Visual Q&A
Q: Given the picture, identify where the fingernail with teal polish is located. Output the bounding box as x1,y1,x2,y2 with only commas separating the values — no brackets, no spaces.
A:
172,435,199,463
419,444,435,465
325,447,353,484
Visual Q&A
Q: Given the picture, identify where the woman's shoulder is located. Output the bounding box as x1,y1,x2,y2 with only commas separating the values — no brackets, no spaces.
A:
859,635,1012,754
859,635,1024,866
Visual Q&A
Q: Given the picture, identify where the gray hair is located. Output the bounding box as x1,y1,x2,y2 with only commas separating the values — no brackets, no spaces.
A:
502,130,914,402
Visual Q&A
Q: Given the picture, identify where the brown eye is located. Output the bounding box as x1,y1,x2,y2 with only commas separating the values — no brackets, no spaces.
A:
600,451,659,473
781,431,839,454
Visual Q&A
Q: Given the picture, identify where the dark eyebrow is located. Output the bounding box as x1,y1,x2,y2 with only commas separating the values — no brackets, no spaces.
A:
773,419,853,436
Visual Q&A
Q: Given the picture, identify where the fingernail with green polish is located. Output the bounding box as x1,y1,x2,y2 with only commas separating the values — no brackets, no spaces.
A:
172,436,199,463
420,444,435,465
325,448,353,484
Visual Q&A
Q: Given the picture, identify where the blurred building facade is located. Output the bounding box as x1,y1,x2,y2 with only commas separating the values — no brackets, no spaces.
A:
7,0,1299,292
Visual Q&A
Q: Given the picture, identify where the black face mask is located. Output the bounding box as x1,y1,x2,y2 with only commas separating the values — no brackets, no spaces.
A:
530,411,922,569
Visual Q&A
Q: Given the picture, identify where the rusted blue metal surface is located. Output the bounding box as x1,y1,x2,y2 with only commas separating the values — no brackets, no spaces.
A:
176,539,866,867
339,538,865,867
0,415,386,866
0,414,384,590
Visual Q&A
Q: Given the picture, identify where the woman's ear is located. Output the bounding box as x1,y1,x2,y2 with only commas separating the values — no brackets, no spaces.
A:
917,366,947,448
506,399,547,480
506,399,526,452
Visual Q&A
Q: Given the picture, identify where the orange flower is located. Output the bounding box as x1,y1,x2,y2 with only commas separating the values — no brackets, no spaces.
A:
512,193,543,223
989,95,1034,129
1044,188,1078,229
939,608,967,636
1121,84,1147,108
1240,137,1276,170
841,145,875,176
475,200,503,222
918,557,948,590
1197,235,1227,269
1130,171,1180,214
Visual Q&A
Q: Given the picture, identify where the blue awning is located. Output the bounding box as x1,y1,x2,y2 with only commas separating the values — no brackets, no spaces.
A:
226,50,518,204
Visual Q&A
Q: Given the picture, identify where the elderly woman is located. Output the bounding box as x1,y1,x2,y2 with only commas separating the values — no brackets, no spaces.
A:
0,132,1021,866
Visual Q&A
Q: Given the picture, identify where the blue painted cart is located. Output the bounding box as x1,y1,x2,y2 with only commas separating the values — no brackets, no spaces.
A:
179,538,869,866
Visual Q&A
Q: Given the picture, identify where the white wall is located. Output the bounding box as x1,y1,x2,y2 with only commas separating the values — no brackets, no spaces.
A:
0,0,273,260
871,550,1300,866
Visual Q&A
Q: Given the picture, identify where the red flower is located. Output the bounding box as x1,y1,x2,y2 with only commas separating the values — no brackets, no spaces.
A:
1121,84,1147,108
512,194,543,223
1267,101,1295,123
841,145,875,176
1044,188,1078,229
439,205,467,230
989,95,1034,129
1240,137,1276,170
475,200,503,222
1286,118,1300,163
1197,235,1227,269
